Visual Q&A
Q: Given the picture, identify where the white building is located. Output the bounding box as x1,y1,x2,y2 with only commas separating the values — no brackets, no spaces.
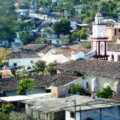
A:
91,11,109,60
8,51,39,67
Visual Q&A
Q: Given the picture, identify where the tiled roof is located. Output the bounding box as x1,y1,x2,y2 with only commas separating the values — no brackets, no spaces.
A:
9,51,39,59
0,74,79,91
35,19,44,24
19,44,47,51
107,42,120,52
55,59,120,78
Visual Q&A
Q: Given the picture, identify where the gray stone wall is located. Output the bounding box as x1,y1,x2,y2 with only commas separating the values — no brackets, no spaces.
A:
84,74,120,95
81,106,120,120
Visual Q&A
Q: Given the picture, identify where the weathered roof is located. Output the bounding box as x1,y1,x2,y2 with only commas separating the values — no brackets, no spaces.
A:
35,19,44,24
55,59,120,78
0,74,79,91
107,42,120,52
9,51,39,59
23,95,120,113
19,44,47,51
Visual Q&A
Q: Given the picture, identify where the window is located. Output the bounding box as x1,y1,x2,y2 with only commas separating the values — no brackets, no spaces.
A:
118,55,120,61
119,29,120,32
70,112,75,118
31,61,34,63
14,63,17,67
115,29,117,35
111,54,114,61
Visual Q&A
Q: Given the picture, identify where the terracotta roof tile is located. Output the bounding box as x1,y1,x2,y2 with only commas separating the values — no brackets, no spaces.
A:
0,74,79,91
55,59,120,78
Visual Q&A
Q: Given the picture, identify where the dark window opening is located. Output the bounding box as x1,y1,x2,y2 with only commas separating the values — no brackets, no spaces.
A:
118,55,120,61
111,54,114,61
70,112,75,118
31,61,34,63
115,29,117,35
119,29,120,32
14,63,17,67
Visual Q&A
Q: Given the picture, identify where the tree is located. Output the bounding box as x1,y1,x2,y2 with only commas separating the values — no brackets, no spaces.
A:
17,78,36,95
80,28,88,39
44,61,57,74
83,17,92,24
70,83,84,95
0,47,11,66
52,18,71,34
0,104,13,114
61,35,69,44
20,31,34,45
96,86,114,99
84,42,91,49
33,60,46,72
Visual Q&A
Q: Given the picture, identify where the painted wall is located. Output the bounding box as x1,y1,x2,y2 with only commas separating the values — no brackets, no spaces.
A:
107,51,120,62
29,13,48,20
66,111,80,120
71,52,85,60
6,88,46,96
80,106,120,120
9,58,39,67
84,74,120,95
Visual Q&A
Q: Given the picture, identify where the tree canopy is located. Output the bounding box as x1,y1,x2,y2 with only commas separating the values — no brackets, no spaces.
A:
96,86,114,99
33,60,46,72
52,18,71,34
17,78,36,95
70,83,84,95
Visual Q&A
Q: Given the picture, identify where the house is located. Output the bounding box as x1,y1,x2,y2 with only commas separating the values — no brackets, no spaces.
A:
39,7,51,13
70,19,82,30
8,51,39,67
106,23,120,42
47,33,69,45
55,59,120,96
107,42,120,62
0,39,8,47
19,44,47,52
0,74,80,96
52,0,60,3
74,6,83,14
23,91,120,120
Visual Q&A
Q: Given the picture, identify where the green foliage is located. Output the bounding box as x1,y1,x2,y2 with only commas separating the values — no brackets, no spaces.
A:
0,104,13,114
80,28,88,39
71,28,88,40
45,61,57,74
69,8,74,16
96,86,114,99
61,35,69,44
71,31,80,40
38,71,44,75
20,31,34,45
70,83,84,95
15,71,29,77
52,18,71,34
83,17,92,24
33,60,46,72
0,112,9,120
84,42,91,49
17,78,36,95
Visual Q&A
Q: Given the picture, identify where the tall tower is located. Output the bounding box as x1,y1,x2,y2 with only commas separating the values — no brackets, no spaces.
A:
91,11,108,60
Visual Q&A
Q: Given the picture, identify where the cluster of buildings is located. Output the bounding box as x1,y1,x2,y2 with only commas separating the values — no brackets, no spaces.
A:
1,10,120,120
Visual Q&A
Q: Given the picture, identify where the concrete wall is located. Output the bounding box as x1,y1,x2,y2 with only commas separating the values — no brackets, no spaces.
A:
80,106,120,120
66,106,120,120
84,74,120,95
9,58,39,67
66,111,80,120
71,52,85,60
107,51,120,62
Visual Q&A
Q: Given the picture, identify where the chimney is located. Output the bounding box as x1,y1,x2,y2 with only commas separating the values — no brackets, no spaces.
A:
51,86,68,98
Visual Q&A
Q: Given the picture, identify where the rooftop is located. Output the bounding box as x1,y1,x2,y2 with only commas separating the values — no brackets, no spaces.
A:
55,59,120,78
9,51,39,59
107,42,120,52
19,44,47,51
23,95,120,113
0,74,79,91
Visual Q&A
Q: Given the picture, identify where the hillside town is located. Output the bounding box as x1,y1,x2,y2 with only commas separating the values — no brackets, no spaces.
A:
1,0,120,120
